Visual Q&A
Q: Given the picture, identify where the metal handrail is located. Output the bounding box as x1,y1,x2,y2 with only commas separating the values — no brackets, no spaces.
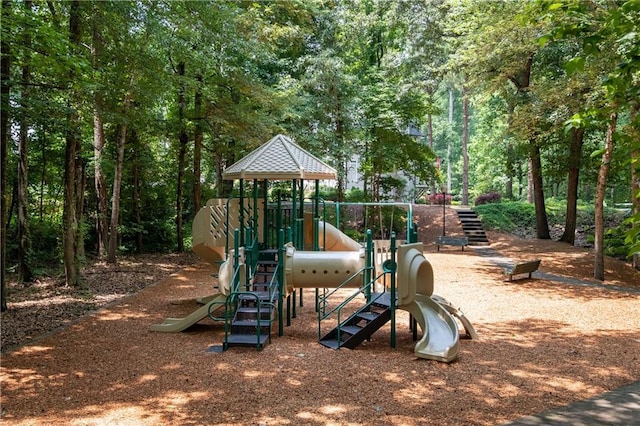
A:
317,271,387,341
224,291,276,350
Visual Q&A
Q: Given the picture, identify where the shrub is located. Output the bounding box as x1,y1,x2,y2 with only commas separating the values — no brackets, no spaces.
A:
475,192,502,205
428,193,452,205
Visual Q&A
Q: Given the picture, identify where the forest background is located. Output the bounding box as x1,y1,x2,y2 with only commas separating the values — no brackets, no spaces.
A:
1,0,639,312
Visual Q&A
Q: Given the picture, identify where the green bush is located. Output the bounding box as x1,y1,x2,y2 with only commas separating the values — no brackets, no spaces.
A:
476,200,632,260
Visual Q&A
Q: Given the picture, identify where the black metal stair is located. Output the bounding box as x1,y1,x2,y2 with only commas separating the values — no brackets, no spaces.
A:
319,292,392,350
224,253,279,349
456,209,489,245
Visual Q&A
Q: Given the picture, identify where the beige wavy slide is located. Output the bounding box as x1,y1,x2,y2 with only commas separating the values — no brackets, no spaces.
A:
149,292,227,333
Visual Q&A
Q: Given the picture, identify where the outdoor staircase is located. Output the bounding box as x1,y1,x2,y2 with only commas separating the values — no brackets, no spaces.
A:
224,251,279,349
319,292,392,350
456,209,489,245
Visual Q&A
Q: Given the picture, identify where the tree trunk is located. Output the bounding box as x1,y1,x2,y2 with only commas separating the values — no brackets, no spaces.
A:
530,142,550,239
427,114,433,149
527,160,534,203
107,122,127,263
75,158,86,262
63,0,84,288
1,0,11,311
594,112,617,281
106,73,134,263
39,127,46,220
18,0,33,283
560,127,584,245
92,4,108,258
132,131,143,252
176,62,187,252
461,85,469,205
193,77,203,214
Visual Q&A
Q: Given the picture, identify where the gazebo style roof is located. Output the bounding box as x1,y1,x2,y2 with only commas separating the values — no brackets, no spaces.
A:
222,134,337,181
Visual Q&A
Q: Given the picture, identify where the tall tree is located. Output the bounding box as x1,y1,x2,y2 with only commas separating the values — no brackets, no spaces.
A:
594,112,617,280
559,128,585,244
542,0,640,278
91,3,108,258
448,0,551,237
461,85,470,205
1,0,11,311
17,0,33,283
175,61,187,253
193,75,203,213
62,0,85,287
106,87,132,263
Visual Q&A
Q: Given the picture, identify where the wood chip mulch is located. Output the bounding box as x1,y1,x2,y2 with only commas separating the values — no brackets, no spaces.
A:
1,207,639,425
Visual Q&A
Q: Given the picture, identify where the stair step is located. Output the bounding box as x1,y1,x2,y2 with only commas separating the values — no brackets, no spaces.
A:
456,208,490,245
226,333,269,347
238,291,273,301
356,311,379,322
235,307,274,320
318,339,340,349
340,325,363,336
232,319,272,327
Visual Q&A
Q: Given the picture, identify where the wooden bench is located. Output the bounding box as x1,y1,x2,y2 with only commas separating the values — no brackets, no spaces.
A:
503,259,541,281
435,236,469,251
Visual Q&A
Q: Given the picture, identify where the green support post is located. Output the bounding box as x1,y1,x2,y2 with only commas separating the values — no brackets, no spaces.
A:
233,229,240,292
364,230,372,303
239,179,245,246
262,180,268,248
253,179,259,245
245,226,252,289
390,232,397,348
291,179,297,245
278,229,285,336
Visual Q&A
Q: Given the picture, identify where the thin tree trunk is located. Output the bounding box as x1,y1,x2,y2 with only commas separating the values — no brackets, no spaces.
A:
461,85,469,205
560,127,584,245
527,160,534,203
335,97,346,203
193,76,203,214
106,74,134,263
63,0,83,288
427,114,433,149
75,158,86,261
107,122,127,263
18,0,33,283
39,126,46,220
106,123,126,262
530,142,550,239
176,62,187,252
132,131,143,252
92,4,108,257
594,112,617,281
1,0,12,311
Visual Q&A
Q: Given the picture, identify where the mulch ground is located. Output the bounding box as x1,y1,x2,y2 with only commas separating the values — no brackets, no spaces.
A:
1,205,639,425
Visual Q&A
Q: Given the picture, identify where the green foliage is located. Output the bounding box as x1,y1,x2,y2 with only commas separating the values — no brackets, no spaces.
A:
3,0,639,280
475,202,538,233
623,211,640,256
477,200,633,259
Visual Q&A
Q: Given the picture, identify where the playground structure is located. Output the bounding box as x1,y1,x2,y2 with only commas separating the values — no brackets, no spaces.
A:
151,134,478,362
